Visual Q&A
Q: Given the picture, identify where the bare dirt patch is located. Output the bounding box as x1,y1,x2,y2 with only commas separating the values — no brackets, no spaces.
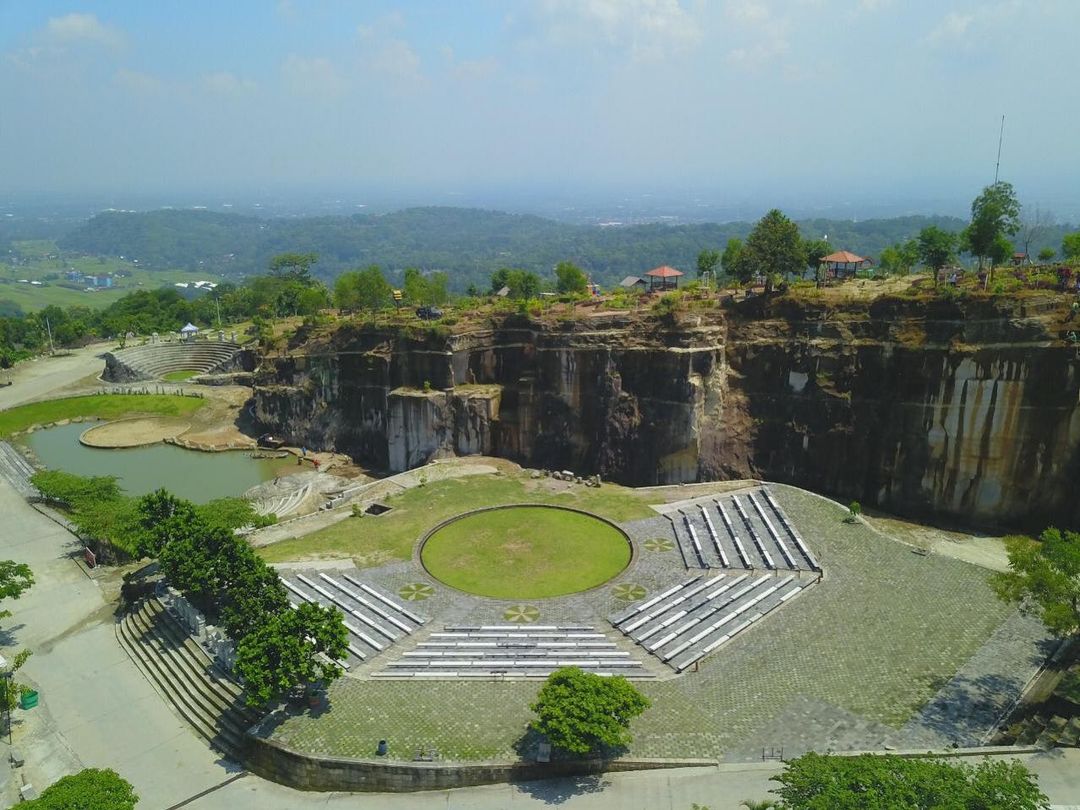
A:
79,416,191,447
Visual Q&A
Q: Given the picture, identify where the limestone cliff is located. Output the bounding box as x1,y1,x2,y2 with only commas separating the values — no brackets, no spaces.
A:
251,294,1080,529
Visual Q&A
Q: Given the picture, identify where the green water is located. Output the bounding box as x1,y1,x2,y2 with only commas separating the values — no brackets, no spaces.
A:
26,422,279,503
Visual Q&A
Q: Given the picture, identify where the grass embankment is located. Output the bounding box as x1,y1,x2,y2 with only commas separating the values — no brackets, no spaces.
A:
421,506,630,598
0,394,206,437
258,474,655,569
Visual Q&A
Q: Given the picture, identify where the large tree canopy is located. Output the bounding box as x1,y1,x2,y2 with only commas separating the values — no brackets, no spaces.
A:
529,666,650,755
733,209,805,290
235,601,349,707
967,182,1021,270
992,527,1080,638
770,752,1047,810
916,225,958,282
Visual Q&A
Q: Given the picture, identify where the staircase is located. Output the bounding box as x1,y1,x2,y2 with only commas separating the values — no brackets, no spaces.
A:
0,441,38,499
115,597,259,761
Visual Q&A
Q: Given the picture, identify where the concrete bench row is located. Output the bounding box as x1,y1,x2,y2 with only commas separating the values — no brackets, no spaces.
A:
280,572,425,665
612,571,805,672
668,489,819,573
375,625,651,679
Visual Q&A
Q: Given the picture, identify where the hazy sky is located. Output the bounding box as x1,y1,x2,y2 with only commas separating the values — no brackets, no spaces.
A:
2,1,1078,211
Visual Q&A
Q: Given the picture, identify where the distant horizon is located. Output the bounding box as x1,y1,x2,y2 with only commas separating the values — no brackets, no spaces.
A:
3,186,1079,229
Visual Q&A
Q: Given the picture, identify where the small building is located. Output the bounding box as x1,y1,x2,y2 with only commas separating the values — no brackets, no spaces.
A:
820,251,872,280
619,275,646,290
180,323,199,342
644,265,684,292
1012,252,1029,267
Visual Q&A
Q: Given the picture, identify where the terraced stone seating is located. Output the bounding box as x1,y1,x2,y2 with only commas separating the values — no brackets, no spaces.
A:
115,597,259,761
374,625,654,679
612,572,807,672
105,341,242,381
669,488,821,572
254,483,312,519
280,572,425,666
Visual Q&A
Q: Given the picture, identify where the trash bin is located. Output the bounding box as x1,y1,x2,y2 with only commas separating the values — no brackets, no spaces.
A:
376,739,388,756
19,690,38,710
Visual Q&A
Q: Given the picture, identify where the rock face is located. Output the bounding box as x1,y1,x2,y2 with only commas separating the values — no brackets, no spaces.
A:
252,295,1080,529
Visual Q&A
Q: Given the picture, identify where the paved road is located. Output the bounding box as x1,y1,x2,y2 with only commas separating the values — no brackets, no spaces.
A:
0,342,111,410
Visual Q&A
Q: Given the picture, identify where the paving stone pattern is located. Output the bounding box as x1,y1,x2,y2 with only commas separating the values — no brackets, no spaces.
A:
267,485,1040,763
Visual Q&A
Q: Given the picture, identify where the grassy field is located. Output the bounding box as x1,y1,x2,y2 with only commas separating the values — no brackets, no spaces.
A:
0,394,206,437
420,506,630,598
162,370,200,382
258,474,655,568
0,241,222,312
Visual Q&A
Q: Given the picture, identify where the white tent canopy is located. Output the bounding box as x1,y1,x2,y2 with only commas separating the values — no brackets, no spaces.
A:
180,323,199,334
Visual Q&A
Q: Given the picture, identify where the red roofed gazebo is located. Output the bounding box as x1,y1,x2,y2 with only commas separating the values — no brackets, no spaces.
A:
644,265,684,291
820,250,871,280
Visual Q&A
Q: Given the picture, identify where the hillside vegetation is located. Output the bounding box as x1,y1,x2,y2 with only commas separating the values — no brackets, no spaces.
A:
59,206,994,291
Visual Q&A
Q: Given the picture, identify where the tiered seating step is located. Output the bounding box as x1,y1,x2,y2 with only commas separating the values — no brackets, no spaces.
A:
279,572,425,665
612,571,808,672
375,625,652,679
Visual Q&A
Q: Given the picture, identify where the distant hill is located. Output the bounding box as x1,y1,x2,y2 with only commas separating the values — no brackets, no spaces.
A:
59,206,979,290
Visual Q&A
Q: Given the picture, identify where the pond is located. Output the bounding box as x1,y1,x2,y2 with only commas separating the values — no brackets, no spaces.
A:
25,422,283,503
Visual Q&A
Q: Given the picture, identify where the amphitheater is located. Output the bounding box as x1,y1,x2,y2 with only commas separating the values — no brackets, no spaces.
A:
109,468,1055,785
102,340,248,382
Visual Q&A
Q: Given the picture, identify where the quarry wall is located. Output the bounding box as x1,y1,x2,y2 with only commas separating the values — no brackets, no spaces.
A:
252,295,1080,530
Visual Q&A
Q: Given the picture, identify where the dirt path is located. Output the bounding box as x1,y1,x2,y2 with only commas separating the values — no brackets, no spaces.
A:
0,342,113,410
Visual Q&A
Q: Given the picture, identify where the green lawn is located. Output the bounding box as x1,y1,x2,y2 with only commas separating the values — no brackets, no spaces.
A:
258,474,655,568
162,370,200,382
421,506,630,598
0,243,222,312
0,394,206,437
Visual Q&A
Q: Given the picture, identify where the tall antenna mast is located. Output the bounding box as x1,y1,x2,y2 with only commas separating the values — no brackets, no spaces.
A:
993,114,1005,183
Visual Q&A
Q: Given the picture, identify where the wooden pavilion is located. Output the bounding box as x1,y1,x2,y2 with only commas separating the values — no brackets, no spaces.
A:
644,266,684,291
820,251,872,280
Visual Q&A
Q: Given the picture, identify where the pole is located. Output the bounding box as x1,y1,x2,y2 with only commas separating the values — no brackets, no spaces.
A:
44,315,54,355
994,114,1005,184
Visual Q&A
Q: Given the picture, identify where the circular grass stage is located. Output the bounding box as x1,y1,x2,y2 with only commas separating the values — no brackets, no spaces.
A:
420,505,632,599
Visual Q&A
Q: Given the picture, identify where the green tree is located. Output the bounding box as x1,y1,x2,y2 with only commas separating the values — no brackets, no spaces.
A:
1062,232,1080,262
554,261,589,295
235,601,348,707
879,239,919,276
721,238,744,279
1037,247,1055,263
992,527,1080,638
491,268,542,299
989,232,1014,269
0,559,34,620
403,267,450,305
733,210,804,291
916,225,958,285
22,767,138,810
335,266,393,312
696,249,721,279
529,666,650,755
967,182,1021,274
134,490,201,559
268,252,319,282
802,238,830,279
770,752,1046,810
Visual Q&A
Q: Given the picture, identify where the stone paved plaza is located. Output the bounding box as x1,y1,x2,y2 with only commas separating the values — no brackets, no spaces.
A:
261,484,1053,763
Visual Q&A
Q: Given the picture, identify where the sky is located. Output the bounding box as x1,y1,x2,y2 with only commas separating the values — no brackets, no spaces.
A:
1,1,1078,216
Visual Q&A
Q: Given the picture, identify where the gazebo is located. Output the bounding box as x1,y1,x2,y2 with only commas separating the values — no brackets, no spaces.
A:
180,322,199,342
644,266,684,292
820,251,871,280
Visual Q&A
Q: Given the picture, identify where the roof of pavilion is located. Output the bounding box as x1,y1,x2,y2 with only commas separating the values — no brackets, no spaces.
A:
821,250,869,264
644,266,684,278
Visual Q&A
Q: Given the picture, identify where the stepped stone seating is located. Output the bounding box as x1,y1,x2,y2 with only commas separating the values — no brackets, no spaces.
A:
104,341,243,382
667,487,820,573
254,483,312,519
374,625,654,679
0,441,38,499
612,571,807,672
280,572,425,666
115,597,258,761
